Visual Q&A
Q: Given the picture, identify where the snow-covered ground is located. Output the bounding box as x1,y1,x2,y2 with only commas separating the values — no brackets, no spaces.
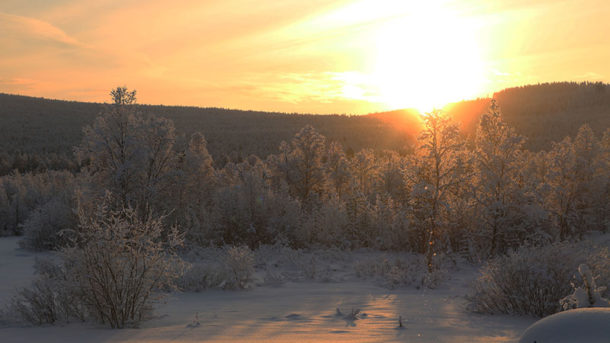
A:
0,237,49,303
0,237,536,342
519,308,610,343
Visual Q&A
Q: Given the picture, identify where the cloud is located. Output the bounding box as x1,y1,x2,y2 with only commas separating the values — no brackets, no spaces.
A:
0,12,81,47
0,77,38,93
229,70,384,107
0,77,50,94
0,77,36,86
575,72,604,80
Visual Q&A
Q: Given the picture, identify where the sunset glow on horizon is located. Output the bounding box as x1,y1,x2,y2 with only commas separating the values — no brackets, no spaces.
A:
1,0,609,114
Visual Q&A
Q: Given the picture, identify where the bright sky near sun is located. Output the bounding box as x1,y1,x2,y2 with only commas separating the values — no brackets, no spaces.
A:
1,0,609,114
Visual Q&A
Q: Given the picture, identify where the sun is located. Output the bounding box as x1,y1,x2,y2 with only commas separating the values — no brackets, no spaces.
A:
369,2,486,113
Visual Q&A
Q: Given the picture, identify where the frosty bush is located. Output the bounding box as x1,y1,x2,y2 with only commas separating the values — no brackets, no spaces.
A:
8,196,185,328
224,245,255,289
271,246,337,281
20,196,77,251
179,261,227,291
252,244,339,282
7,258,85,325
467,243,610,317
354,253,447,289
179,245,254,291
64,199,184,328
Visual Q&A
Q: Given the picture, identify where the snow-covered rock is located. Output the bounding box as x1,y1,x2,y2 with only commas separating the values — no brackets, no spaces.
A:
519,308,610,343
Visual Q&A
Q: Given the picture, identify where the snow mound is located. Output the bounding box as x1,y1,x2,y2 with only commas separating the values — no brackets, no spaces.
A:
519,308,610,343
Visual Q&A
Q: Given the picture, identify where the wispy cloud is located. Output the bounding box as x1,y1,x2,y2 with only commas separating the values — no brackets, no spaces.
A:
0,77,38,89
575,72,604,80
0,12,81,47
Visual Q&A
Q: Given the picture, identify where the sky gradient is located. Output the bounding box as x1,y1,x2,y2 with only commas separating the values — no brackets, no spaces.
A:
1,0,609,114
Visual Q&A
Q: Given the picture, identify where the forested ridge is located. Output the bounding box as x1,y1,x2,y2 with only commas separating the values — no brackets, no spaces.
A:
0,93,411,174
1,81,609,175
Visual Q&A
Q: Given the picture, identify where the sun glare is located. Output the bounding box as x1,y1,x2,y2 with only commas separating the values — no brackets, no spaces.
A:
368,1,486,113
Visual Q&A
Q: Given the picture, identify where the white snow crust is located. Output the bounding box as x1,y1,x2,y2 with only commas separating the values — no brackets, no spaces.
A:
519,308,610,343
0,237,535,343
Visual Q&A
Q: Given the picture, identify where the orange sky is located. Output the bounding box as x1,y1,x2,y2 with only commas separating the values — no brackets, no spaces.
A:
1,0,609,114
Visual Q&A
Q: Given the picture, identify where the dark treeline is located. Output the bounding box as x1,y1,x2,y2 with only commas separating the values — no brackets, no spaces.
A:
0,93,411,175
1,87,608,270
494,81,610,149
1,81,609,176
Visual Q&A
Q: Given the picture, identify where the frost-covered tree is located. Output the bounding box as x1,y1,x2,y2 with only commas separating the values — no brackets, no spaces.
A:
409,110,467,270
215,156,271,245
544,125,604,240
172,132,216,234
297,195,347,247
376,150,408,206
212,155,301,247
75,87,138,207
74,87,225,245
473,100,525,256
600,128,610,231
371,193,409,250
324,141,351,198
0,171,76,236
344,186,373,247
270,125,327,206
75,87,177,218
350,149,378,198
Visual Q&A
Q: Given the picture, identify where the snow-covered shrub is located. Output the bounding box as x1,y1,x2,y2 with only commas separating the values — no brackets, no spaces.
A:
6,258,86,325
252,244,325,282
354,253,447,289
295,254,332,281
63,200,184,328
262,268,285,286
9,195,187,328
179,245,255,291
5,197,186,327
179,261,229,291
277,247,340,281
224,245,255,289
19,195,77,251
178,246,226,291
560,264,610,310
467,243,610,317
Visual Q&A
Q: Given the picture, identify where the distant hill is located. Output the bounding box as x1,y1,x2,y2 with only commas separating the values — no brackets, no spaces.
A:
492,82,610,149
368,82,610,150
0,81,608,173
0,94,413,169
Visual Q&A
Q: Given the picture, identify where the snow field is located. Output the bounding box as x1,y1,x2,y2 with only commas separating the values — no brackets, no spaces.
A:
0,237,535,342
